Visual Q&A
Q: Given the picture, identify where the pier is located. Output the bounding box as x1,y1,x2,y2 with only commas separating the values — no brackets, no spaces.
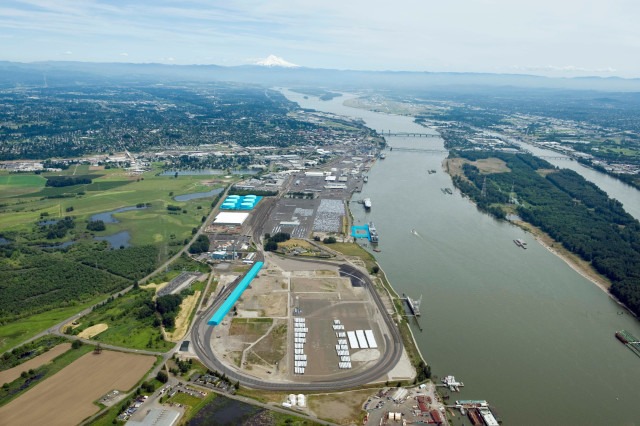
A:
402,294,422,317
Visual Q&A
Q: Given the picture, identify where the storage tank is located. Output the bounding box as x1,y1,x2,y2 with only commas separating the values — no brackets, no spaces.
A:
297,394,306,407
227,195,240,199
244,195,257,200
288,394,297,405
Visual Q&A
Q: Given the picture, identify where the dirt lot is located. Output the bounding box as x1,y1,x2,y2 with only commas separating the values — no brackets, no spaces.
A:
166,291,201,342
0,350,155,426
78,323,109,339
308,389,372,425
446,157,510,178
0,343,71,384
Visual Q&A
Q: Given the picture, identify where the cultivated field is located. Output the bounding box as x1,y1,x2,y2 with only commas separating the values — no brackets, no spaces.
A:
0,343,71,385
0,350,155,426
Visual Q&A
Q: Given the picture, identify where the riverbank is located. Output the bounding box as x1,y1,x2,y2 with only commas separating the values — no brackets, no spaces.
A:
445,157,637,318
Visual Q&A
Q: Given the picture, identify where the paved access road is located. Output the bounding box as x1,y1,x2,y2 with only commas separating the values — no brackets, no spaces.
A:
191,259,404,391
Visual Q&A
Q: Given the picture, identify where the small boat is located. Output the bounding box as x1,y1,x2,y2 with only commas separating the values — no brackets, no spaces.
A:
373,248,381,252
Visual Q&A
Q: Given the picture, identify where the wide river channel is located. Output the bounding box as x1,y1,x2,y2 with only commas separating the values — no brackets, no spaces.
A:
281,89,640,425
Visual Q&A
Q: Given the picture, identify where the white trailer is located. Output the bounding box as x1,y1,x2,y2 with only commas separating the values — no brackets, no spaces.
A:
355,330,369,349
347,331,359,349
364,329,378,349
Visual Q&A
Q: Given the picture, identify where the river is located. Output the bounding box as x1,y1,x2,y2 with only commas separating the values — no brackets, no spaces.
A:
281,89,640,425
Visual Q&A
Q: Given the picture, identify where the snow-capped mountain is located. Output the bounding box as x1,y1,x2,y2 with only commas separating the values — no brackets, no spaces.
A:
255,55,300,68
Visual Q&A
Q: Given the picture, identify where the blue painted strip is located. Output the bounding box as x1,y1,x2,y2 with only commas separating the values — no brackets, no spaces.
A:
208,261,264,326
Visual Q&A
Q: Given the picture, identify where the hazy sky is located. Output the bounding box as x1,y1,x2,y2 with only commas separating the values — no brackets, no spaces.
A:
2,0,639,77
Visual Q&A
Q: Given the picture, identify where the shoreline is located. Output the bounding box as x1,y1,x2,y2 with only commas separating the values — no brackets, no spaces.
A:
518,221,638,319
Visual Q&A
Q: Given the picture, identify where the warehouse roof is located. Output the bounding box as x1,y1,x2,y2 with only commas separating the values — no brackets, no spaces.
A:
214,212,249,225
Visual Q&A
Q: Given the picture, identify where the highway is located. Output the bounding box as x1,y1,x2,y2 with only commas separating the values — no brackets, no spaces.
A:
191,258,404,391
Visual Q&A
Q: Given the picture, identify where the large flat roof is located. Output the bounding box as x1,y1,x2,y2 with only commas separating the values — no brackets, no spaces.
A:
214,211,249,225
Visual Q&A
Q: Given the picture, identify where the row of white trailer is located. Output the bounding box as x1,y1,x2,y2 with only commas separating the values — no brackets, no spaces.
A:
293,317,308,375
333,319,352,369
346,329,377,349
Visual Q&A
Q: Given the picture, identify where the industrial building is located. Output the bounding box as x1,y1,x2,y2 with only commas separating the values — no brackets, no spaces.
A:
220,195,262,210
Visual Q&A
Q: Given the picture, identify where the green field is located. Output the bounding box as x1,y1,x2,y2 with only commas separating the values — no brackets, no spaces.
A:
0,296,105,353
73,288,173,352
0,174,46,197
0,165,229,245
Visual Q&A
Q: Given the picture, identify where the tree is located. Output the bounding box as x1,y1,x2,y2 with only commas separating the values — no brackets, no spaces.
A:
71,340,83,349
157,371,169,383
264,240,278,252
323,236,336,244
371,265,380,274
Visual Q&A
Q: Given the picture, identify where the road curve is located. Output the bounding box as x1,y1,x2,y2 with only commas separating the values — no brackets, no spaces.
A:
191,259,404,391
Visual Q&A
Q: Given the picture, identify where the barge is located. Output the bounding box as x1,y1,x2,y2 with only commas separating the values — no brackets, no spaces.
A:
513,239,527,249
368,221,379,243
616,330,640,358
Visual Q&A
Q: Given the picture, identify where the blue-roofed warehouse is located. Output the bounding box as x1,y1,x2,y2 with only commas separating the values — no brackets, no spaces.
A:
208,261,264,326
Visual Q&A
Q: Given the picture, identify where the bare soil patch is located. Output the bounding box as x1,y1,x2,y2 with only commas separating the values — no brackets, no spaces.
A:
0,350,154,426
166,291,201,342
536,168,558,177
308,390,372,425
250,323,287,365
78,323,109,339
257,293,287,317
446,157,510,178
0,343,71,385
473,157,510,173
228,318,273,341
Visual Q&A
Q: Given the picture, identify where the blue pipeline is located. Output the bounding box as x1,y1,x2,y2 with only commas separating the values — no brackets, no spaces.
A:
208,261,264,326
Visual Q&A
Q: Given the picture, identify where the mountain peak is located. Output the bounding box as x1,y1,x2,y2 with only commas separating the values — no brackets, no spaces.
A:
255,55,300,68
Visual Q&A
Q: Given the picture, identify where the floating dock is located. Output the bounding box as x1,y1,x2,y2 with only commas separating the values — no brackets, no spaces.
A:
615,330,640,358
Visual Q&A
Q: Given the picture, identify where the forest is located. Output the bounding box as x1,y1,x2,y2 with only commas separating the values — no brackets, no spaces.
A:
450,151,640,316
0,243,159,324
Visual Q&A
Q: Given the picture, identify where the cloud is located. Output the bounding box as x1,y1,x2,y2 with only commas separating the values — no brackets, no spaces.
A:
63,50,72,55
120,52,128,56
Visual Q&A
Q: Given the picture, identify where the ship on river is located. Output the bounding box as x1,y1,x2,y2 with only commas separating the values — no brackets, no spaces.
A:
615,330,640,358
403,293,422,316
363,198,372,210
368,221,379,243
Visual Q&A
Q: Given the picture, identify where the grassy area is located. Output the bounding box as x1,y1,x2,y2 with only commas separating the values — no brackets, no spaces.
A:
175,391,217,422
229,318,273,340
0,295,106,353
0,166,224,246
0,342,93,407
250,323,287,365
329,242,377,269
73,289,173,352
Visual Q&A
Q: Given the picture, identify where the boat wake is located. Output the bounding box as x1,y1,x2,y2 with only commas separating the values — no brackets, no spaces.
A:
411,229,422,238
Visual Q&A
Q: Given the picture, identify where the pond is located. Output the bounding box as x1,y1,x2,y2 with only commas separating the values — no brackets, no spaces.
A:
94,231,131,249
173,187,223,202
90,206,147,224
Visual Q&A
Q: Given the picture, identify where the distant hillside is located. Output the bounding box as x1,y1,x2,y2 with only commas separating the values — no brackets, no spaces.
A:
1,60,640,92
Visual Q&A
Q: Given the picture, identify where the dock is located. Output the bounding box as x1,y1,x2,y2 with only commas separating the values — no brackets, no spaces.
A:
439,375,464,392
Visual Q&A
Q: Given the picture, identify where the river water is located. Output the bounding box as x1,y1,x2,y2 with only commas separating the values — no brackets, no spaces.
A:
281,89,640,425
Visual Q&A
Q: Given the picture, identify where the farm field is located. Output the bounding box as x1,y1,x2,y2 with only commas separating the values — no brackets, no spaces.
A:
0,350,155,426
0,343,71,385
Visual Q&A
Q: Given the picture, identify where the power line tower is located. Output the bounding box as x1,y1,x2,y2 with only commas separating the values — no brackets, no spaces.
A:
481,177,487,198
509,182,519,205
